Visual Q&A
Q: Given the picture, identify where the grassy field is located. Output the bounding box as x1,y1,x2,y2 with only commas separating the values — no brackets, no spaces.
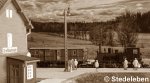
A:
28,32,150,60
28,32,99,59
64,72,150,83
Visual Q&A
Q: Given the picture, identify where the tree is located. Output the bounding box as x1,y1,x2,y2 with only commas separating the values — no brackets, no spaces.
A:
106,29,115,46
117,12,139,47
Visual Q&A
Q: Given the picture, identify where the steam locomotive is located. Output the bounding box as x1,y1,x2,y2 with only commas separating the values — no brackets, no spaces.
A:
96,46,142,68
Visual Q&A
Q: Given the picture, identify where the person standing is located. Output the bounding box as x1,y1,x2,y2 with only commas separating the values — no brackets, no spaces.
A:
95,60,99,72
133,58,139,70
74,59,78,70
68,59,73,72
72,59,75,70
123,58,128,70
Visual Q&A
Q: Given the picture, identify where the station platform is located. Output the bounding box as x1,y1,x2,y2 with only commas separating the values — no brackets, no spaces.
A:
37,68,150,83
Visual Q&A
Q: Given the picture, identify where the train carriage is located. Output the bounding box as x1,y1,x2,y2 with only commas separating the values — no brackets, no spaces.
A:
29,47,87,67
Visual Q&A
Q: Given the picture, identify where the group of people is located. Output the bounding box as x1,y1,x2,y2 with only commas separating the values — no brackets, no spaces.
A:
67,58,140,72
68,59,78,72
123,58,141,70
94,58,141,71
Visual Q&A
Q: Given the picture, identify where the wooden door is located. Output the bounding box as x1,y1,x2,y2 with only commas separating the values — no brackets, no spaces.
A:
9,64,20,83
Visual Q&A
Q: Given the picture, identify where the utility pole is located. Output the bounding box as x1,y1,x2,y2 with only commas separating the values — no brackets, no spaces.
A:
99,28,102,54
64,6,70,72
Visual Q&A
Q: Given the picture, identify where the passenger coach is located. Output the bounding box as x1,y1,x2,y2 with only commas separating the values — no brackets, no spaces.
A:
29,47,87,67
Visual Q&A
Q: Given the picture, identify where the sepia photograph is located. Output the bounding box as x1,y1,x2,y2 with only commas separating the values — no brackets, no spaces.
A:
0,0,150,83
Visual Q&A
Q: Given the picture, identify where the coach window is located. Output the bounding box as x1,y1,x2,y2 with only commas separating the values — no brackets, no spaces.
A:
73,50,77,56
133,49,138,54
108,48,111,53
104,48,106,53
115,50,118,53
57,50,61,56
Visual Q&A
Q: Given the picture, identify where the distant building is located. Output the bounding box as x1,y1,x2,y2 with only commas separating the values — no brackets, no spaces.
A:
0,0,33,83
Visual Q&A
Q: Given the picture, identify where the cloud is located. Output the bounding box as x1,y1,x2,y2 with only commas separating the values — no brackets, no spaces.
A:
19,1,37,9
136,3,143,7
97,9,113,15
137,6,144,10
36,0,76,3
36,0,60,3
19,0,150,22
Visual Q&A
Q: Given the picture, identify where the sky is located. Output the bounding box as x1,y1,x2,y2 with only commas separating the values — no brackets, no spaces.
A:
18,0,150,22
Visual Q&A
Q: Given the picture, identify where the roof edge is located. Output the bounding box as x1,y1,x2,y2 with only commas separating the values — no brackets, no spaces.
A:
11,0,34,29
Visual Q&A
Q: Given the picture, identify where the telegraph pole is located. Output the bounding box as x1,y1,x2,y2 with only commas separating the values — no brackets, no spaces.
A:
64,6,70,72
99,28,102,54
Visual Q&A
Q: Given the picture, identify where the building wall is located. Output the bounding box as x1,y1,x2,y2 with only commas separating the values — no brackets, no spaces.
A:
0,2,28,83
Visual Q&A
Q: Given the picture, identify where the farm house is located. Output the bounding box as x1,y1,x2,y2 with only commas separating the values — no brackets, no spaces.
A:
0,0,34,83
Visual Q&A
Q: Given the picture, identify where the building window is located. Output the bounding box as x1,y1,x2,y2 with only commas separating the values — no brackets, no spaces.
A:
7,33,12,47
6,9,13,18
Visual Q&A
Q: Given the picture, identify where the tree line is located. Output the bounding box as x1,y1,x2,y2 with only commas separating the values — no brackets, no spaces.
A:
31,11,150,47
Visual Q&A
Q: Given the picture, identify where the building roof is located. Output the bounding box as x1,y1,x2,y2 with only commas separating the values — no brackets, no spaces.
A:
0,0,33,29
30,47,86,50
0,0,7,10
7,55,40,62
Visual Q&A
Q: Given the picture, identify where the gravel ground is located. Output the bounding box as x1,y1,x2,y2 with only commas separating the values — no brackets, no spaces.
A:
37,68,150,83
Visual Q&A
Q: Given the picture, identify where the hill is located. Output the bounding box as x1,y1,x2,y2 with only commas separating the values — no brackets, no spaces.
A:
28,32,150,60
28,32,99,59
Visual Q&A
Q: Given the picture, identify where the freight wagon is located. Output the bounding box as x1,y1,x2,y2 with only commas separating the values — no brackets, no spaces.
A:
29,47,87,67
